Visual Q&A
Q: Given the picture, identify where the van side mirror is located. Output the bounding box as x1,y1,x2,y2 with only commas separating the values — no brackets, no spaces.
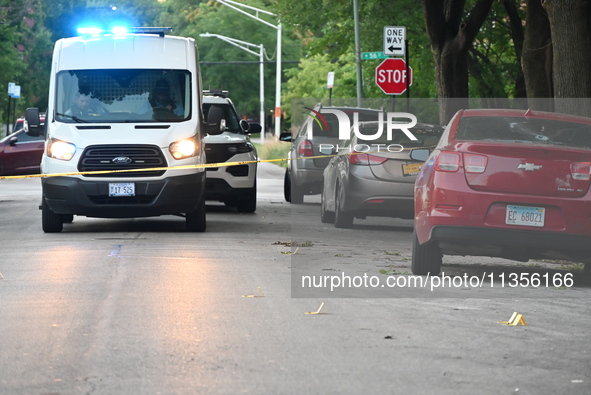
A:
25,107,44,137
410,148,430,162
204,105,226,135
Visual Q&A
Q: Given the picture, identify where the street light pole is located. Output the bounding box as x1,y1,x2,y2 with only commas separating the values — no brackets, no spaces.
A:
199,33,266,144
215,0,282,138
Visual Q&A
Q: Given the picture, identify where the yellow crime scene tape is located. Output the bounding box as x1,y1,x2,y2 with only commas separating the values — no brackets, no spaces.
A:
0,146,434,181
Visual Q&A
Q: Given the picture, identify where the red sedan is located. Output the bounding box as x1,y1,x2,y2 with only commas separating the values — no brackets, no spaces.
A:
412,108,591,275
0,128,45,176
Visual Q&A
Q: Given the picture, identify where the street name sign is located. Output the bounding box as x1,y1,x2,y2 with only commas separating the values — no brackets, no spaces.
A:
362,51,388,60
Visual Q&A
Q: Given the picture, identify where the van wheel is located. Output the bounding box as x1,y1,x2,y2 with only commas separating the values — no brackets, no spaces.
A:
411,230,442,275
186,195,206,232
62,215,74,224
237,182,257,213
42,197,63,233
334,184,353,228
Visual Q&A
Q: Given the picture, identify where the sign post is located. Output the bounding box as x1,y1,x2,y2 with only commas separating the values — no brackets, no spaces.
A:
327,71,334,106
7,82,20,136
6,83,14,136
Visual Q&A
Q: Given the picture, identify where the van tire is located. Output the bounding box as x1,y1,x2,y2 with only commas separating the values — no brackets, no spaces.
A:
42,197,63,233
186,195,206,232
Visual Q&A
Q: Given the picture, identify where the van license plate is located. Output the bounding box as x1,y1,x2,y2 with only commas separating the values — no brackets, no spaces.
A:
109,183,135,197
506,205,545,227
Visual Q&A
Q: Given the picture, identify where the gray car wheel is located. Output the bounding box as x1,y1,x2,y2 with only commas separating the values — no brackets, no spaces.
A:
334,183,353,228
285,169,304,204
320,190,335,223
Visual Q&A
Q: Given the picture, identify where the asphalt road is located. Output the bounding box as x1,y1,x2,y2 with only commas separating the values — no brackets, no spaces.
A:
0,163,590,394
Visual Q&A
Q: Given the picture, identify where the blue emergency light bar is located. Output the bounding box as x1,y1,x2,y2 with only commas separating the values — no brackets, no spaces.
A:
76,27,173,37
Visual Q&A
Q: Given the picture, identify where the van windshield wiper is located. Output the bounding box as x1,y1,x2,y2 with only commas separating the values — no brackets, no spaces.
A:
56,112,89,123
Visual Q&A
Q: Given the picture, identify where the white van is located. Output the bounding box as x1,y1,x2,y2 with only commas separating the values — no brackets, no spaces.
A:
25,27,224,232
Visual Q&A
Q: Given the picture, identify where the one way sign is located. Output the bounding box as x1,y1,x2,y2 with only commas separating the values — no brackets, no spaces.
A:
384,26,406,57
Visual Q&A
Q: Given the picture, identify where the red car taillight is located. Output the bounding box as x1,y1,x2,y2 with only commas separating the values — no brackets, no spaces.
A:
434,152,461,172
571,162,591,180
464,154,488,173
298,139,314,157
349,152,388,165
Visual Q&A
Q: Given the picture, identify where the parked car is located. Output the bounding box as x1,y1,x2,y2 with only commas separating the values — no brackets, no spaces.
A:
0,128,45,176
280,104,384,203
0,114,46,176
13,117,25,134
412,108,591,275
320,121,443,228
202,91,261,213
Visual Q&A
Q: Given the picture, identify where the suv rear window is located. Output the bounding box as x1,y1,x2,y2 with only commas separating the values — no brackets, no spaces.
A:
304,109,382,138
202,102,241,133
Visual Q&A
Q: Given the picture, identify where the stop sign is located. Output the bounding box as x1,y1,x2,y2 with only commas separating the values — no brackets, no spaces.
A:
375,58,413,95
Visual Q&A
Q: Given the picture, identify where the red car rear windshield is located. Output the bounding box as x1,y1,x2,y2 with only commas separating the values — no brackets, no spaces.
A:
455,116,591,149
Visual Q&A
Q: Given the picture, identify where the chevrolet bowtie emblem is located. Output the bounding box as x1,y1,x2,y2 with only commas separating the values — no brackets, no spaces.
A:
518,163,542,171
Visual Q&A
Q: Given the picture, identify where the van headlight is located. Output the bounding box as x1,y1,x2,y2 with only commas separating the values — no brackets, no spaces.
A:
169,137,198,159
47,139,77,161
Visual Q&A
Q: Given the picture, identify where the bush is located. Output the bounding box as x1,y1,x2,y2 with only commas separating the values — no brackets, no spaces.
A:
254,140,291,168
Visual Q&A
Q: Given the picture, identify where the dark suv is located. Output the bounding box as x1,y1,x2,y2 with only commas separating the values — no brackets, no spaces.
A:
280,104,383,203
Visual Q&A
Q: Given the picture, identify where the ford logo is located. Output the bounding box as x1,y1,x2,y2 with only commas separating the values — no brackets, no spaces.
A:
112,156,133,165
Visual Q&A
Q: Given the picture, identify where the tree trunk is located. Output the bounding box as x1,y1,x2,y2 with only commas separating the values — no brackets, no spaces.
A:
543,0,591,117
423,0,495,124
502,0,527,99
522,0,554,111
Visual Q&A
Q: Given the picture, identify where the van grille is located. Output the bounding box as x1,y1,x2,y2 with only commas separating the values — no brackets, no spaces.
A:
78,145,167,177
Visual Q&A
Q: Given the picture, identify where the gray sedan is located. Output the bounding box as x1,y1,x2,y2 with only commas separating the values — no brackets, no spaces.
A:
321,121,443,228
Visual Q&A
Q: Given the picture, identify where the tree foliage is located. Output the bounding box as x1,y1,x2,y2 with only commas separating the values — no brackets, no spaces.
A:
2,0,591,131
156,0,303,121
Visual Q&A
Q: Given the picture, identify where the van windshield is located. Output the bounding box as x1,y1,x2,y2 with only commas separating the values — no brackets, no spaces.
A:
55,69,191,123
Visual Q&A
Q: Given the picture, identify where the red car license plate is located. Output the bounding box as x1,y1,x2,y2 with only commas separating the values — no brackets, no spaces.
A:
505,205,545,227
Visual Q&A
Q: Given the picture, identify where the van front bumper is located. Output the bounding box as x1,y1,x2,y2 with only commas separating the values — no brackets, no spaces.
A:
42,173,205,218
